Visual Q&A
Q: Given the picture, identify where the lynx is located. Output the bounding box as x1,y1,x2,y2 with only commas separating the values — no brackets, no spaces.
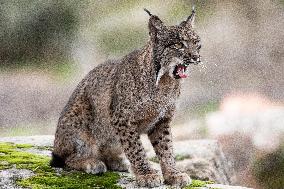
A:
51,8,201,188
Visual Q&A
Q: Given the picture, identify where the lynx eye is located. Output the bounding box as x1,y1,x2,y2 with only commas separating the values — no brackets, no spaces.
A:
174,43,183,49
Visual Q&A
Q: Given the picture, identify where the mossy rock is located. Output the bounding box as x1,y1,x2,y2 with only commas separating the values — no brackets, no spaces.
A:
0,142,215,189
0,142,121,189
184,180,215,189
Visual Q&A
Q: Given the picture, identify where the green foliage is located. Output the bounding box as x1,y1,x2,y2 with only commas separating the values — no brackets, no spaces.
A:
149,156,159,163
0,60,77,82
15,144,34,149
0,0,215,74
94,0,213,57
149,154,191,163
252,144,284,189
0,143,50,170
0,142,121,189
167,1,209,24
175,154,192,161
18,171,121,189
35,146,53,151
97,26,147,56
49,61,78,82
192,101,219,118
184,180,215,189
0,1,78,64
0,121,57,137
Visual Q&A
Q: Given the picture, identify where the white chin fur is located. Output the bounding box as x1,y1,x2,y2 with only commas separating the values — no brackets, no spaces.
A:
168,57,184,78
156,58,184,85
156,68,165,85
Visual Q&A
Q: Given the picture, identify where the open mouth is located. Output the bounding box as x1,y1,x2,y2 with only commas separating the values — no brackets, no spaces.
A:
173,63,188,79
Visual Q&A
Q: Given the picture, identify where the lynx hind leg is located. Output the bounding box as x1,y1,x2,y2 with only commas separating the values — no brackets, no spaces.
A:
66,131,108,174
53,93,106,173
54,133,107,174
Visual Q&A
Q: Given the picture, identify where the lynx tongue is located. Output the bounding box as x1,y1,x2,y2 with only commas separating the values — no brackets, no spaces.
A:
177,65,187,78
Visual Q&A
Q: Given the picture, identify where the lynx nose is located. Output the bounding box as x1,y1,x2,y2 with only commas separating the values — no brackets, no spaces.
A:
191,54,199,61
189,54,200,64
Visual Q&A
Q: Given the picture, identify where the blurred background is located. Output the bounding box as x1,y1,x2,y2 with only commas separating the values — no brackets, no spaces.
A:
0,0,283,188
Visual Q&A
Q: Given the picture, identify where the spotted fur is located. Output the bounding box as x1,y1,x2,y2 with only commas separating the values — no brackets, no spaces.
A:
51,8,201,188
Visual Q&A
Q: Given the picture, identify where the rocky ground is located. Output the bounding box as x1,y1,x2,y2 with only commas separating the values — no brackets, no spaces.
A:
0,136,252,189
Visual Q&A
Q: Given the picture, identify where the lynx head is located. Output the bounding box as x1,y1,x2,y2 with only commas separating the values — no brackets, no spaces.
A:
144,8,201,84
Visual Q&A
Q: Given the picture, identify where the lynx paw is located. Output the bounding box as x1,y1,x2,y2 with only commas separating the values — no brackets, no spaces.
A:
85,161,107,174
136,173,163,188
164,172,192,187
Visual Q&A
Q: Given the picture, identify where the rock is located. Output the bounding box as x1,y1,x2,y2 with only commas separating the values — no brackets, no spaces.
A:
0,135,54,147
0,136,234,183
177,140,234,184
206,184,252,189
206,99,284,187
118,172,252,189
0,136,250,189
0,169,34,189
142,137,235,184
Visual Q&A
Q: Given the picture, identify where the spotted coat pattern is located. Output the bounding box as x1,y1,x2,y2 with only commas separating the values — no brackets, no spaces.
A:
52,9,201,188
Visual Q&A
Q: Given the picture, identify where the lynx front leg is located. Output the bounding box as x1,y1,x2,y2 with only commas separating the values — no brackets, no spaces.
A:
115,123,162,187
148,117,192,187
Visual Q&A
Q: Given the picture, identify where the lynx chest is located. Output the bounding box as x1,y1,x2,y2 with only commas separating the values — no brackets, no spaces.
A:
133,89,178,134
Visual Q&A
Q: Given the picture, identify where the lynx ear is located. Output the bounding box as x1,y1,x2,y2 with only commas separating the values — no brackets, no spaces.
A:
181,6,196,28
144,8,165,39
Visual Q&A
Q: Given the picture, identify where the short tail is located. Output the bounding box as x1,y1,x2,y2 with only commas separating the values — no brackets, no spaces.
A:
50,152,66,167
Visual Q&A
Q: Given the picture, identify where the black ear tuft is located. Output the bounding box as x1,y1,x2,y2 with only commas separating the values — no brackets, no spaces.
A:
181,6,196,28
186,6,196,27
144,9,164,39
144,8,152,16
